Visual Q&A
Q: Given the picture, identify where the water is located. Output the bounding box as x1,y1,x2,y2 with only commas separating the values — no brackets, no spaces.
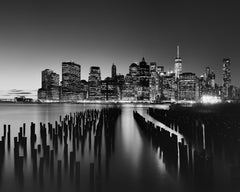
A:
0,103,239,192
0,103,179,192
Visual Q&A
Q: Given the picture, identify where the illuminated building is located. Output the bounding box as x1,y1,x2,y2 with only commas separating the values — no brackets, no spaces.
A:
222,58,231,99
178,72,199,101
112,63,117,80
38,69,60,101
122,74,136,101
61,62,83,101
199,67,217,98
162,72,176,101
174,45,182,79
101,77,118,101
150,62,162,102
156,66,164,75
88,66,102,100
137,58,150,100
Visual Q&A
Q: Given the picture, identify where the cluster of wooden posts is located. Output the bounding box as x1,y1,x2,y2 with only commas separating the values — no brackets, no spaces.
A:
0,107,121,192
133,110,214,191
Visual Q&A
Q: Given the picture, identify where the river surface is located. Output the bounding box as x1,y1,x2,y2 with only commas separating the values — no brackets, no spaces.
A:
0,103,182,192
0,103,238,192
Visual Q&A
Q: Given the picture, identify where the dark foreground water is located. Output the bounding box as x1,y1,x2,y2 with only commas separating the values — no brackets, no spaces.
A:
0,103,239,192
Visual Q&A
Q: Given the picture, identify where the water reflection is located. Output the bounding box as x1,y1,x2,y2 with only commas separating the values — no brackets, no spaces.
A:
0,103,238,192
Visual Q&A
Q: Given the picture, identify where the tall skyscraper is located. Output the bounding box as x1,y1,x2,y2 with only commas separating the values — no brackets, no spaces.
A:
222,58,231,98
61,62,82,101
41,69,59,89
111,63,117,80
129,63,138,77
174,45,182,79
138,58,150,100
178,72,199,101
88,66,102,100
150,62,159,102
38,69,60,101
62,62,81,93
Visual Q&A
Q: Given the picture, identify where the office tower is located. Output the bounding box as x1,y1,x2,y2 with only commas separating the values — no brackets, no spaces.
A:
112,63,117,80
101,77,118,101
129,62,138,77
41,69,59,89
88,66,102,100
222,58,231,99
178,72,199,101
156,66,164,75
137,58,150,100
116,74,125,100
62,62,81,92
162,72,176,101
38,69,60,101
61,62,82,101
122,73,136,101
150,62,160,102
174,45,182,79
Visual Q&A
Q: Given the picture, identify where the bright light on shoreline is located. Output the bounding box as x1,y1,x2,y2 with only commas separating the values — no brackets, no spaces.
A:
201,95,222,104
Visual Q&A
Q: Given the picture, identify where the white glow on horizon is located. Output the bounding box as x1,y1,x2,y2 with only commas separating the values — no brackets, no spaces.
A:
201,95,222,104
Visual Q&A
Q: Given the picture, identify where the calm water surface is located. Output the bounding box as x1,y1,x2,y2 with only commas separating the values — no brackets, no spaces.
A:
0,103,179,192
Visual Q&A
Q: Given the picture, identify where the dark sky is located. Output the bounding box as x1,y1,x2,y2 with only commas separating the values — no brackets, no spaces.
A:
0,0,239,90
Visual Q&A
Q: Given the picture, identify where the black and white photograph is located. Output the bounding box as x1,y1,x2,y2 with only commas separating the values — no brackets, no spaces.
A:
0,0,240,192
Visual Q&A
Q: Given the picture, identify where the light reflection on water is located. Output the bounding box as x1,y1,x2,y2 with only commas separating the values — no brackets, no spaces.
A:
0,103,178,192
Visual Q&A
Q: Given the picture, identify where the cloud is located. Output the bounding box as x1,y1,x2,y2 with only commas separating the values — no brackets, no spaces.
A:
0,90,37,99
8,91,32,95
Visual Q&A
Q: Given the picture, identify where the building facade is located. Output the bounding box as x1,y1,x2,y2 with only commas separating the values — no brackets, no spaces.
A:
174,46,182,79
178,72,199,101
38,69,60,101
222,58,231,99
61,62,82,101
88,66,102,100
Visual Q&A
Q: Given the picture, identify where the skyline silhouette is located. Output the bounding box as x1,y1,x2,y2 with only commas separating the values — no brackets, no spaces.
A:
0,0,239,90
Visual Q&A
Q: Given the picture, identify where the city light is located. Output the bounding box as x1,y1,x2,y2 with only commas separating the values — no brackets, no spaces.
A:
200,95,222,104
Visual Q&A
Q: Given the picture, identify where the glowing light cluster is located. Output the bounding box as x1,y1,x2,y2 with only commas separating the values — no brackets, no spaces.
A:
201,95,222,104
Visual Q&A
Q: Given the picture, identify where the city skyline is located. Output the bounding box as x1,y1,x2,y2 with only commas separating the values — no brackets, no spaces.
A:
0,54,237,100
0,0,240,91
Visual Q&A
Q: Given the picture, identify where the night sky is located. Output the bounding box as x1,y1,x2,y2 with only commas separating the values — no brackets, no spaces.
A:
0,0,239,94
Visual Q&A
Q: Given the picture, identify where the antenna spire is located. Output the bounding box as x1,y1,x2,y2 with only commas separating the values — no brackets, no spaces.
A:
177,45,180,58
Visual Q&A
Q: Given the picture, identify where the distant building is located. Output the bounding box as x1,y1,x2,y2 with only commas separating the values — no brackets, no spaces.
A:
122,74,136,101
101,77,118,101
38,69,60,101
60,62,83,101
15,96,33,103
162,72,176,101
156,66,164,75
222,58,231,99
88,66,102,100
111,63,117,80
116,74,125,100
149,62,162,102
174,46,182,79
199,67,217,97
129,62,139,77
137,58,150,100
178,72,199,101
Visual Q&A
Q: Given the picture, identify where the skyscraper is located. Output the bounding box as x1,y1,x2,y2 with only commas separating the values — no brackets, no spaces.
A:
111,63,117,80
222,58,231,99
62,62,81,92
150,62,159,102
178,72,199,101
38,69,60,101
174,46,182,79
61,62,82,101
137,58,150,100
41,69,59,89
88,66,102,100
